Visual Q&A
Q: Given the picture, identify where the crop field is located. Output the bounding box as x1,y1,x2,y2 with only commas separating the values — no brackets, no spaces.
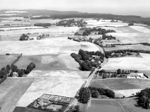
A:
90,78,150,90
0,78,33,112
104,44,150,52
0,37,101,55
0,54,19,68
16,70,88,107
117,98,150,112
86,19,128,27
102,53,150,70
30,19,60,24
0,26,78,41
108,25,150,43
14,54,79,70
87,99,124,112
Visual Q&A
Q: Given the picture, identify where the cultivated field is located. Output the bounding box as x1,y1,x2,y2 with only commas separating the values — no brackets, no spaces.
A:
0,54,19,68
0,78,33,112
16,70,88,107
0,26,78,41
0,38,101,55
102,53,150,70
90,78,150,90
87,99,124,112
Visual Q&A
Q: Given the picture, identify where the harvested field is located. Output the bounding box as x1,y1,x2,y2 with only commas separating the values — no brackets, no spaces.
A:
103,53,150,70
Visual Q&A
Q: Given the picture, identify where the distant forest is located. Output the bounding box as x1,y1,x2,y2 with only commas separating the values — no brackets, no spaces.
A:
0,10,150,25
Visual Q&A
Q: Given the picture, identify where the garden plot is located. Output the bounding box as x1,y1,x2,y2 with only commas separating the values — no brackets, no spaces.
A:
102,53,150,70
16,70,88,107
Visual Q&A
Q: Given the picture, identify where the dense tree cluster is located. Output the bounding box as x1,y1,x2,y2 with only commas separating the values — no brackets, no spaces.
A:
88,87,115,98
136,88,150,109
77,87,115,104
19,34,29,41
128,22,134,26
66,105,80,112
34,23,51,28
19,33,50,41
75,27,115,36
102,34,116,40
0,62,36,80
77,87,90,104
71,49,104,71
56,19,87,27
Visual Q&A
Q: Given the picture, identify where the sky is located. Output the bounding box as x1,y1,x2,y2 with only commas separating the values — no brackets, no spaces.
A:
0,0,150,17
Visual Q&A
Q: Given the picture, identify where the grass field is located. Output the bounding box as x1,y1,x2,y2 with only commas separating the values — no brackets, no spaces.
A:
0,78,33,112
87,99,124,112
117,98,150,112
90,78,150,90
0,54,19,69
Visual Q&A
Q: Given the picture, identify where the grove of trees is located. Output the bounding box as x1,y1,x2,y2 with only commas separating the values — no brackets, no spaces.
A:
71,49,104,71
136,88,150,109
77,87,90,104
0,62,36,81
